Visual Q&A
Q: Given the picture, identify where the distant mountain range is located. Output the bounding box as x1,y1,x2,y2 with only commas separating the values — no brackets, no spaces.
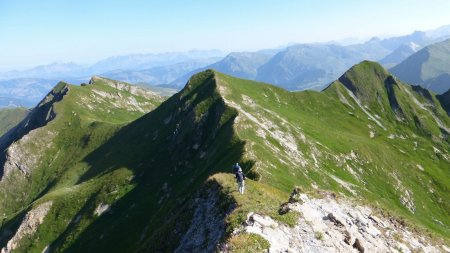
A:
379,42,421,68
1,25,450,108
100,57,222,85
0,50,227,82
0,62,91,81
391,38,450,94
89,49,226,73
0,78,59,107
169,51,278,88
175,30,448,91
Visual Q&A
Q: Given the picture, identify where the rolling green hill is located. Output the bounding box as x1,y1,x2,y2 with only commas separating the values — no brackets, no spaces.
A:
391,38,450,94
0,63,449,252
0,108,28,136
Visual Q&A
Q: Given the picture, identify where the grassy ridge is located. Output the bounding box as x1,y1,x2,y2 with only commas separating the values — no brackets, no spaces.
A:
213,63,449,239
0,77,165,251
0,63,449,252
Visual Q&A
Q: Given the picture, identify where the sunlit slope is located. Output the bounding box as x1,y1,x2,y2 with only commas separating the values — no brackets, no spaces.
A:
214,61,449,237
0,76,165,248
1,64,449,252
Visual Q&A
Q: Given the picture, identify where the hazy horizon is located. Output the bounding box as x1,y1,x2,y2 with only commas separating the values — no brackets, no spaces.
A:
1,0,450,71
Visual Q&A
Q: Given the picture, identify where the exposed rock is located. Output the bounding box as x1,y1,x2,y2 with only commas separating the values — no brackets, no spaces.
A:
240,194,443,253
0,83,67,180
175,185,231,253
278,202,291,215
343,230,351,245
1,128,56,181
353,238,364,253
288,186,302,203
327,213,344,228
1,201,53,253
89,76,159,100
94,203,110,216
247,213,278,228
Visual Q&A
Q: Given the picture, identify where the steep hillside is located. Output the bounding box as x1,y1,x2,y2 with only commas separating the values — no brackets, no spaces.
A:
0,108,28,136
0,76,164,216
1,64,449,252
391,39,450,94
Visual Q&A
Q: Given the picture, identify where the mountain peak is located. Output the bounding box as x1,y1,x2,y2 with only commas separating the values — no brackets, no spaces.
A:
326,61,409,122
337,61,391,98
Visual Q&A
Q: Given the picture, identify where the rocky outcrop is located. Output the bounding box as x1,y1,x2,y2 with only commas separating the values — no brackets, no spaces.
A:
94,203,110,216
89,76,160,99
175,185,233,253
1,128,55,180
1,201,53,253
243,194,446,253
0,83,67,180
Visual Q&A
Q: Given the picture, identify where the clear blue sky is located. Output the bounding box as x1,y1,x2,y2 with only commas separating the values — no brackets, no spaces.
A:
1,0,450,71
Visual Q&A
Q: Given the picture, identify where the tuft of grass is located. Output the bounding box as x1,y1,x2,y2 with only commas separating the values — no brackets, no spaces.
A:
227,233,270,253
315,231,324,241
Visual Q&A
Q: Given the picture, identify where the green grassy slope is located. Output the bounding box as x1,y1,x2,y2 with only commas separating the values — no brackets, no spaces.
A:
0,63,449,252
214,62,449,239
0,72,243,252
0,77,165,251
0,108,28,136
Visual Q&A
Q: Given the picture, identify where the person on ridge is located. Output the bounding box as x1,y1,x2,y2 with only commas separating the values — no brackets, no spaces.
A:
235,167,246,194
232,163,241,174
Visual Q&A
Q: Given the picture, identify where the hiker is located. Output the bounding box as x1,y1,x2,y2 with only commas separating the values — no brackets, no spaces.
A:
235,167,246,194
232,163,241,174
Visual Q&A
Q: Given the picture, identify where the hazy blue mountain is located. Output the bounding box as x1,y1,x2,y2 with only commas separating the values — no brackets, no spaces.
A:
0,50,226,83
255,44,368,90
100,57,221,85
89,50,226,73
253,30,448,90
170,30,445,91
169,51,275,87
2,28,450,98
391,38,450,94
0,78,58,107
379,42,421,68
426,24,450,39
0,62,88,80
208,52,273,79
369,31,430,51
